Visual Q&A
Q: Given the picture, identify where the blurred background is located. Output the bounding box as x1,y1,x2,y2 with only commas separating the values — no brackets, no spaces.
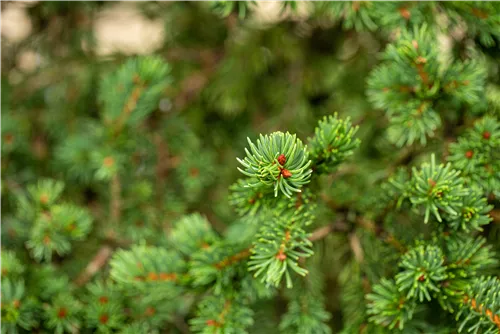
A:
2,2,499,332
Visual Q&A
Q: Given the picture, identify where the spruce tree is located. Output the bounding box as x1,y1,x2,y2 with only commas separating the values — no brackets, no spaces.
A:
1,2,499,333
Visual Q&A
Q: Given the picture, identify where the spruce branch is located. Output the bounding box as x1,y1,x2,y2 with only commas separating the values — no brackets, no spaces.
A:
113,80,146,134
85,300,123,332
237,132,312,198
1,250,25,279
169,214,220,256
54,124,103,183
0,279,38,333
408,154,468,224
190,295,254,334
44,293,82,334
27,179,64,208
445,2,500,47
176,149,217,203
386,101,441,147
189,243,253,295
367,24,487,146
445,235,497,274
320,1,378,31
248,208,314,288
438,234,498,312
457,276,500,334
279,294,332,334
308,113,361,174
229,179,270,217
82,280,125,332
99,57,171,131
395,245,447,302
442,60,487,108
446,192,493,232
1,112,30,157
14,179,93,262
213,248,252,271
366,278,417,330
26,204,93,262
374,2,437,29
109,244,185,300
448,115,500,197
339,262,366,327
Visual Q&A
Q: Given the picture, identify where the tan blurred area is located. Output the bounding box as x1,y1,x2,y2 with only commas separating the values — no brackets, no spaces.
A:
1,1,308,72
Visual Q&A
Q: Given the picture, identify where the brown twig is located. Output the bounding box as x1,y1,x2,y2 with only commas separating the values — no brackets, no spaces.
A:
349,233,364,263
112,78,146,135
214,248,251,270
169,48,223,110
308,221,366,264
490,209,500,223
74,246,113,287
110,174,121,224
308,220,349,242
308,213,406,257
172,316,191,334
106,174,122,241
154,133,170,207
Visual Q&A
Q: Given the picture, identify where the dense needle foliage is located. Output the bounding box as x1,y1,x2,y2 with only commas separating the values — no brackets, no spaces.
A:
1,2,500,333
